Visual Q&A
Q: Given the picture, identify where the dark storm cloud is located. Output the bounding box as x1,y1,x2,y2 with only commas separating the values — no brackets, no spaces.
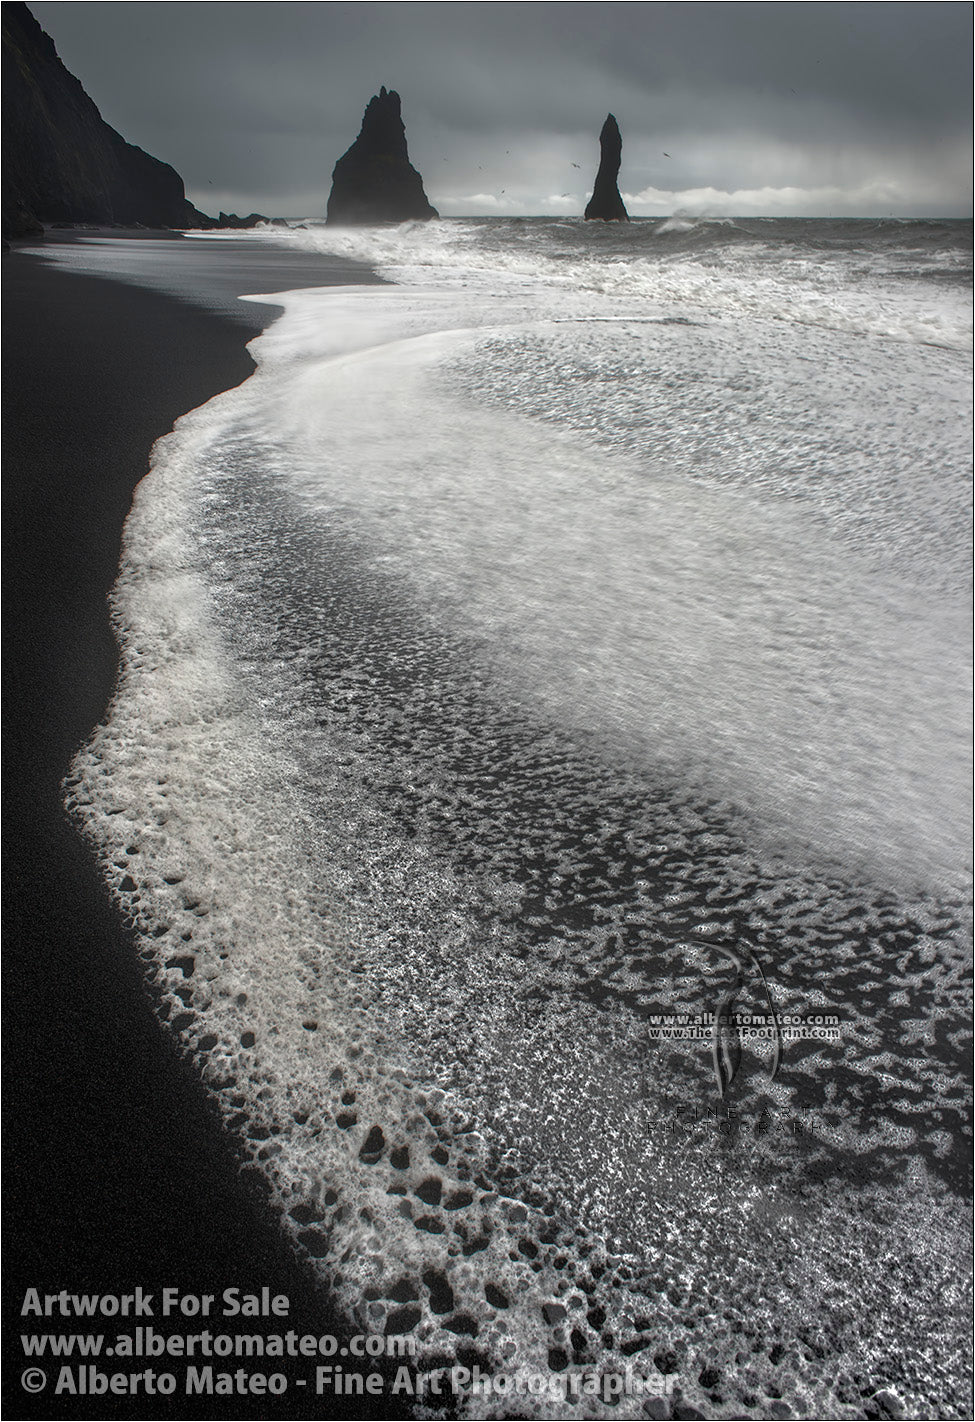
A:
30,2,973,216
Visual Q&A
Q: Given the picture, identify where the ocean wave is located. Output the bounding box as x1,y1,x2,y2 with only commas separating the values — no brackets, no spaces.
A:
199,216,974,351
65,323,972,1414
68,223,973,1418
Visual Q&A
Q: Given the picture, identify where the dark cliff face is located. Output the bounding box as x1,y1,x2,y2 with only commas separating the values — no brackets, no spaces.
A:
326,86,438,226
2,3,209,237
584,114,629,222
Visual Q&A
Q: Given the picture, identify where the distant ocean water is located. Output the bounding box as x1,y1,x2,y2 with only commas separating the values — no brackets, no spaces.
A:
65,216,972,1418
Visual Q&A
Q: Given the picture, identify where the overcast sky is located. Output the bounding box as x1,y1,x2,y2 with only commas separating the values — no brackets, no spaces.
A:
32,2,973,218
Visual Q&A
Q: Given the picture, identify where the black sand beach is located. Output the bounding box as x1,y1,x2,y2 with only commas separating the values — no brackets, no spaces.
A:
5,225,971,1422
2,238,407,1420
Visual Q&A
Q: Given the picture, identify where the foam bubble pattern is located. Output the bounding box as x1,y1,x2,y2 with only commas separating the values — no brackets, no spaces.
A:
65,278,972,1419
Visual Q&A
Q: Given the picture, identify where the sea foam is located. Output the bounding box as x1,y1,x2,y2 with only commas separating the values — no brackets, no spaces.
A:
212,215,974,352
64,224,973,1418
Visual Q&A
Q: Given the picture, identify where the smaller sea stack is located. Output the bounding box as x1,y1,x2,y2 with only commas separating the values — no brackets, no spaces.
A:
326,86,438,225
584,113,629,222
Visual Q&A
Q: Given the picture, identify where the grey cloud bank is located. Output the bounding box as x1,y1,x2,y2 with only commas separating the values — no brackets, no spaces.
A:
31,2,973,218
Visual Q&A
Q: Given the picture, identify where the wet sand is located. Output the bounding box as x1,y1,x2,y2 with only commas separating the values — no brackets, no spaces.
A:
2,237,407,1419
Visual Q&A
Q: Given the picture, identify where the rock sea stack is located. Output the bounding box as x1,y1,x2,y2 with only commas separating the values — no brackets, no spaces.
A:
2,2,210,237
584,113,629,222
215,211,269,229
326,86,438,225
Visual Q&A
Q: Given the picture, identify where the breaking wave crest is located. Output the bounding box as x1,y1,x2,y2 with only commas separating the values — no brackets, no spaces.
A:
203,215,975,351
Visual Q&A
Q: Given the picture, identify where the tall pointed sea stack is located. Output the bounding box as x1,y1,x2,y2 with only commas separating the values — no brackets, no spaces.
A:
326,86,437,225
584,113,629,222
